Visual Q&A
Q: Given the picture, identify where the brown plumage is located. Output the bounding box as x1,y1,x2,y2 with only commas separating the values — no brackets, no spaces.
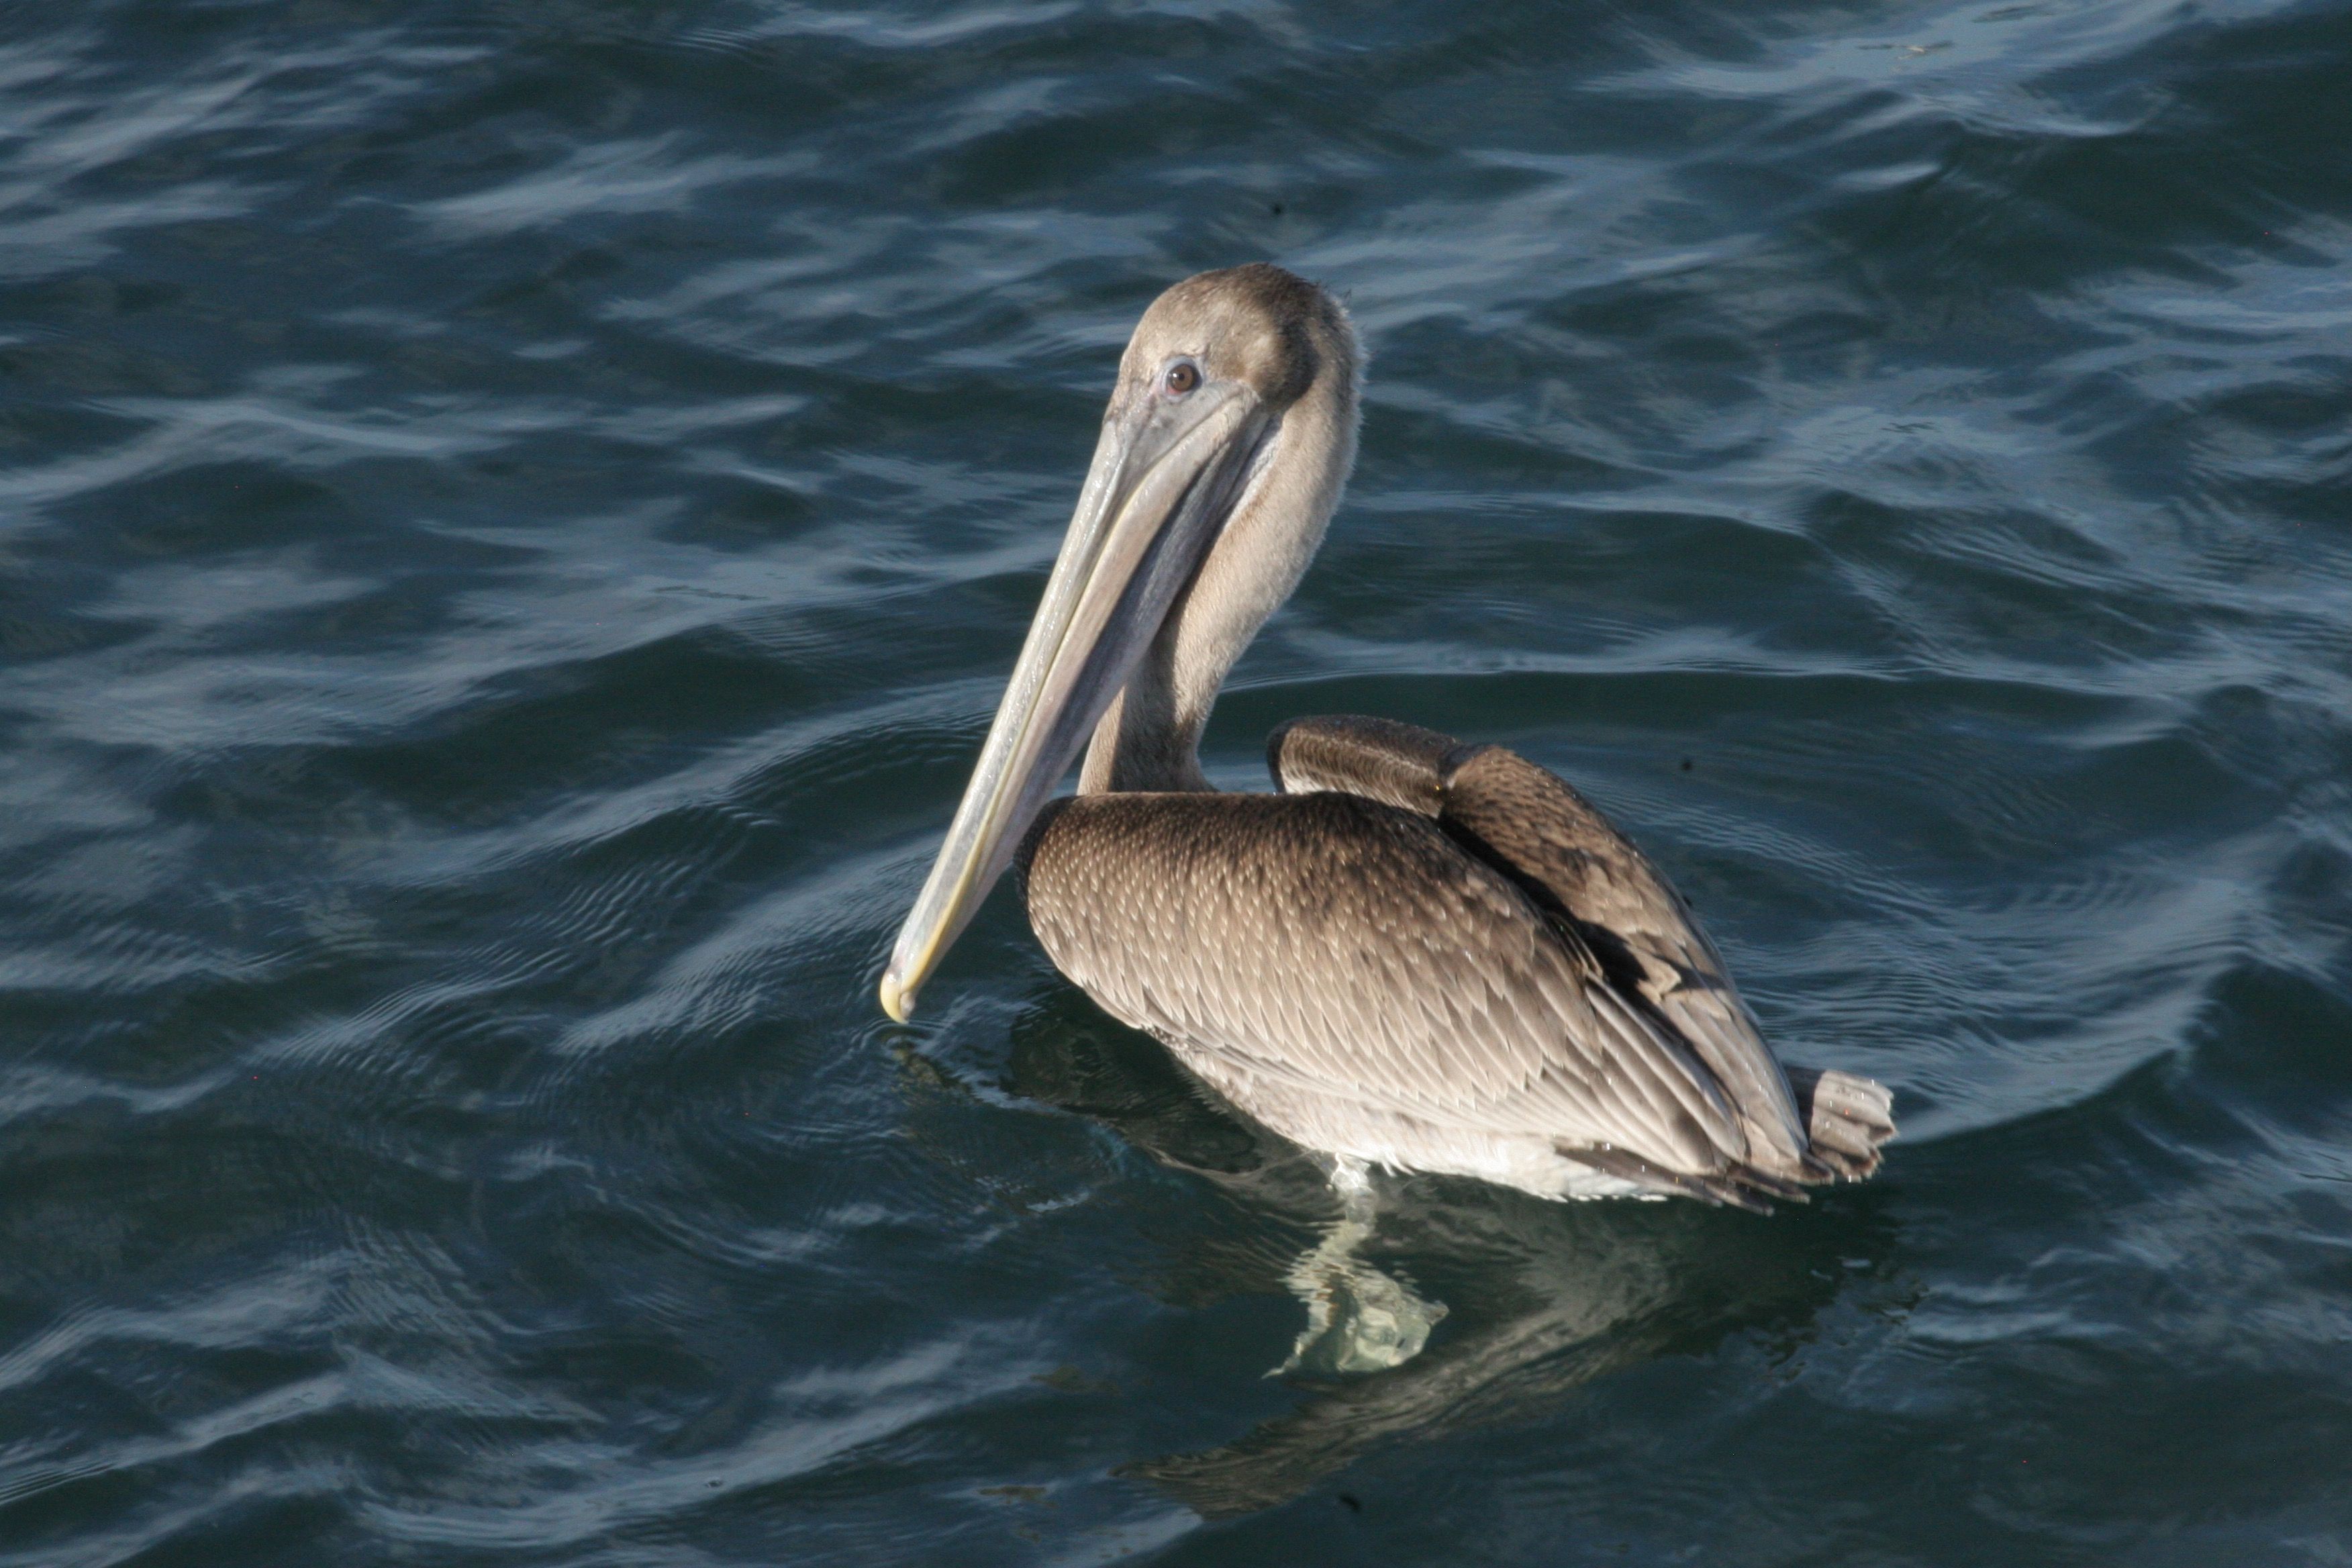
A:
1024,717,1892,1209
882,264,1896,1209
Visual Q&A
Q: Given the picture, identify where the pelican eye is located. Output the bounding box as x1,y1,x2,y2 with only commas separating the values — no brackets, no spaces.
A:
1163,362,1200,395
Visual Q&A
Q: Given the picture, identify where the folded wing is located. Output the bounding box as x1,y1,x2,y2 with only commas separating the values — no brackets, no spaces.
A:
1024,788,1749,1179
1019,717,1894,1199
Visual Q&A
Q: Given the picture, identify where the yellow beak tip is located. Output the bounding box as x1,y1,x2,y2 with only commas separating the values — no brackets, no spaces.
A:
878,973,914,1024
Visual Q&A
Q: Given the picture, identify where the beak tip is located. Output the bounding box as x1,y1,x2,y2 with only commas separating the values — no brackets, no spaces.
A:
878,971,914,1024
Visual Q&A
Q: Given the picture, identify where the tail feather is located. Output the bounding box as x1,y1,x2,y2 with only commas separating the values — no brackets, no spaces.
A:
1784,1065,1896,1181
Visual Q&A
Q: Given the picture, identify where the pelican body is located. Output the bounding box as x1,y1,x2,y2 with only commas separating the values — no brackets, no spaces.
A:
883,264,1892,1209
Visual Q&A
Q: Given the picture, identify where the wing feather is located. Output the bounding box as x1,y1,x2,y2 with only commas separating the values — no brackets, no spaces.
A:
1022,791,1747,1176
1434,743,1810,1168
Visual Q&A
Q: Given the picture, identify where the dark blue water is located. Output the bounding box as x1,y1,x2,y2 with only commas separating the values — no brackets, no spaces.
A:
4,1,2350,1561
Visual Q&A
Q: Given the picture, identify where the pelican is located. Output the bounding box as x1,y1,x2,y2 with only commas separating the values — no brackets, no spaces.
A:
881,263,1893,1211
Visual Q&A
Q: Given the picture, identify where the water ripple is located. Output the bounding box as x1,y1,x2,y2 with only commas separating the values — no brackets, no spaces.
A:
3,0,2351,1561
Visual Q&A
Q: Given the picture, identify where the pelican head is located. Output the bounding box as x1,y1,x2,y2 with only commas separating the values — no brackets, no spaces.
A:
881,264,1361,1020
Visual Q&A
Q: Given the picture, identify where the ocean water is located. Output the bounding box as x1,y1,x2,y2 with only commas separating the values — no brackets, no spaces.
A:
3,0,2350,1562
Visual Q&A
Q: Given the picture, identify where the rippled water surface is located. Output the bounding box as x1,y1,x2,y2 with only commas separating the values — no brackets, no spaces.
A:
5,0,2351,1561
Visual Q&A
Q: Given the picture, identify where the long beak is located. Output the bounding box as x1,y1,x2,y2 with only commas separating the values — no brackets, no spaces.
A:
879,379,1271,1020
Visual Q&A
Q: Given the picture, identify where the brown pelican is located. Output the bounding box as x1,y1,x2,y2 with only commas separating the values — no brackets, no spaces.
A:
881,263,1893,1212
